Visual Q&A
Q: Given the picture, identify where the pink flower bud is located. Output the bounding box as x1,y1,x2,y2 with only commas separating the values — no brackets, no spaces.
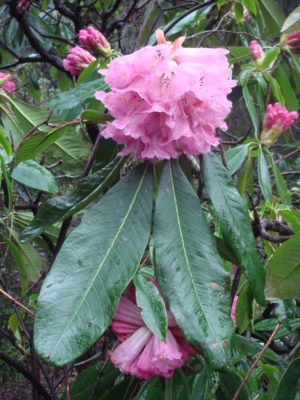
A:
243,6,250,23
63,46,96,76
231,296,238,326
285,30,300,54
261,103,298,145
17,0,30,10
0,72,16,99
79,26,111,57
249,40,265,65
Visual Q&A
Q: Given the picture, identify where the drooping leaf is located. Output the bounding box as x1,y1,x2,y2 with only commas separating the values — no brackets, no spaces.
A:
242,86,258,135
260,48,280,70
134,273,167,342
275,64,298,111
203,152,266,306
268,152,291,205
237,155,254,198
273,357,300,400
137,377,164,400
153,160,233,368
258,147,272,203
264,73,285,105
20,157,125,242
34,164,153,365
12,160,59,194
265,231,300,300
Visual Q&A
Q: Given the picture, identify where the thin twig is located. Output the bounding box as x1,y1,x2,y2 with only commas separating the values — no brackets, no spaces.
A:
64,366,71,400
233,322,281,400
0,287,35,316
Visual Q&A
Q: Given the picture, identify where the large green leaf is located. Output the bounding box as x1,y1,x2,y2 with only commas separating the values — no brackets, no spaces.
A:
153,161,233,368
12,160,58,194
20,157,125,242
265,232,300,300
203,152,266,306
134,273,167,341
34,164,153,365
258,0,285,38
274,357,300,400
216,371,248,400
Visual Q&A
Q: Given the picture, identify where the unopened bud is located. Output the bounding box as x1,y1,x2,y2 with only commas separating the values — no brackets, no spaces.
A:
63,46,96,76
79,27,112,58
249,40,265,66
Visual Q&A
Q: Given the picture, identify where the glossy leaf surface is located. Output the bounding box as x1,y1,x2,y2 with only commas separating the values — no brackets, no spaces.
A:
12,160,58,193
203,152,265,305
34,164,153,365
153,160,233,368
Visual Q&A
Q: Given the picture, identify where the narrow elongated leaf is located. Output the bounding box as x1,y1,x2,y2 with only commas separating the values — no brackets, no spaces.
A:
258,0,285,37
268,153,291,205
275,64,298,111
20,157,125,242
274,357,300,400
12,160,58,193
265,232,300,300
258,147,272,203
34,164,153,365
216,372,248,400
134,273,167,341
242,86,258,134
0,129,12,155
261,48,279,70
153,161,233,368
237,155,254,198
203,152,266,306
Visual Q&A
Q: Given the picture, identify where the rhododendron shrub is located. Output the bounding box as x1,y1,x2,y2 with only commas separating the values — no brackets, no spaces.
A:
96,30,236,161
1,1,300,399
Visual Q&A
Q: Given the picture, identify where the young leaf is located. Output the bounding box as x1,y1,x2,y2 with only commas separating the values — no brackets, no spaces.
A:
20,157,125,242
265,231,300,300
134,274,167,342
258,147,273,203
12,160,59,194
153,160,234,369
34,164,153,365
203,152,266,306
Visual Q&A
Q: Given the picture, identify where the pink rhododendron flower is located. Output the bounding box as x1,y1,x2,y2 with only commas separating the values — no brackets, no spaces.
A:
79,26,111,57
231,295,238,326
96,30,235,162
0,72,15,98
261,103,298,145
249,40,265,65
110,285,196,380
63,46,95,76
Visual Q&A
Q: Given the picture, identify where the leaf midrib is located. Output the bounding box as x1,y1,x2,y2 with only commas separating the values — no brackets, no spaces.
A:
50,166,148,357
169,161,226,358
